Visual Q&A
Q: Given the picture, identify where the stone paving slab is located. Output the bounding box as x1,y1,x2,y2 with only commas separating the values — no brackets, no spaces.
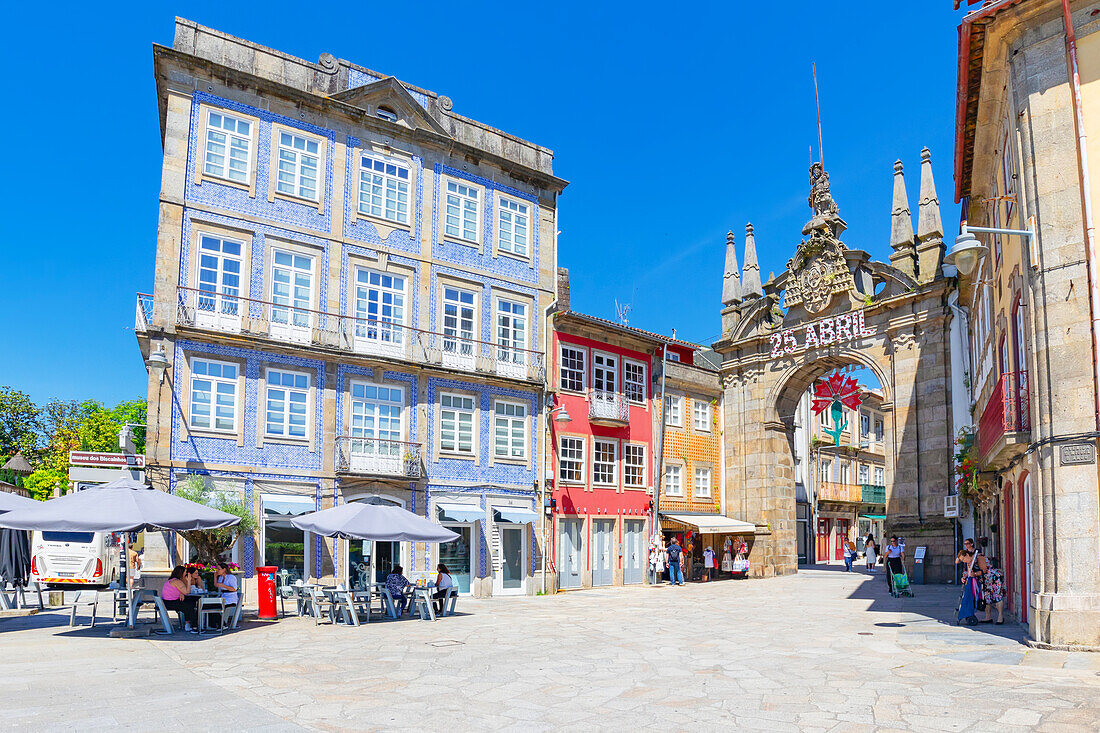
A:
2,568,1099,731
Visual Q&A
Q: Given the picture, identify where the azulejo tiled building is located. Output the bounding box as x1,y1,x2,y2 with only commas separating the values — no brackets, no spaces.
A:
135,19,566,600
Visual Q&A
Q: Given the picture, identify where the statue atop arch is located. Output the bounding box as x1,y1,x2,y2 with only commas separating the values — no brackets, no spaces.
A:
785,164,856,315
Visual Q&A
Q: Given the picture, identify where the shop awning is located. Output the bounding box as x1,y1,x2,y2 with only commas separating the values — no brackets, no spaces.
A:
437,503,482,523
261,493,316,516
860,514,887,520
660,512,755,534
494,507,538,524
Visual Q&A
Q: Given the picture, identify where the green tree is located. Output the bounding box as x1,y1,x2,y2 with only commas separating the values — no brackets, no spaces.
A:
0,386,42,461
174,474,256,564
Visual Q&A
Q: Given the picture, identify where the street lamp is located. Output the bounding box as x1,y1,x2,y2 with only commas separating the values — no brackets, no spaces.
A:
145,346,171,383
541,402,573,594
944,230,988,277
551,405,572,422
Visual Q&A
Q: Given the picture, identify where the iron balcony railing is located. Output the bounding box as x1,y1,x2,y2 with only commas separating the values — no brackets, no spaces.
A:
977,371,1031,459
819,482,861,503
335,437,422,478
135,293,153,332
860,484,886,503
588,390,630,423
158,288,545,382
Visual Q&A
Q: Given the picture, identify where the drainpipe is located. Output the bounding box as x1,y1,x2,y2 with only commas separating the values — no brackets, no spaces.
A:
540,197,560,595
653,340,670,551
1062,0,1100,430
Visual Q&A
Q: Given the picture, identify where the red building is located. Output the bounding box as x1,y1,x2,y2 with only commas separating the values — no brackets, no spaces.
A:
548,311,697,590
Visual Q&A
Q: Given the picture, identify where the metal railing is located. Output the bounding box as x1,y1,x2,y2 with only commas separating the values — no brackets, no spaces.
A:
977,371,1030,458
161,287,545,382
136,293,153,332
335,437,422,478
860,484,886,503
588,390,630,422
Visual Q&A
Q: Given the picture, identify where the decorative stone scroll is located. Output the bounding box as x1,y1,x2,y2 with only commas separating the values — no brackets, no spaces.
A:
768,309,876,359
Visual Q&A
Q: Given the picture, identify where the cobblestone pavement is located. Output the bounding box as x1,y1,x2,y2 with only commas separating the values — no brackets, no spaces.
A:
2,567,1099,732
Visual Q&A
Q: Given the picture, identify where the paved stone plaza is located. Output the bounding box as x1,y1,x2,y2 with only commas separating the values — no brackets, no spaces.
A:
2,568,1099,731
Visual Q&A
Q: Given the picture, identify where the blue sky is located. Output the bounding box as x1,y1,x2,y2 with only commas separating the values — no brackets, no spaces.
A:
0,2,963,406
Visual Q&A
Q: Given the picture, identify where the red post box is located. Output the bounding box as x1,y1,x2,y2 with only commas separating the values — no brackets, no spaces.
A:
256,565,278,620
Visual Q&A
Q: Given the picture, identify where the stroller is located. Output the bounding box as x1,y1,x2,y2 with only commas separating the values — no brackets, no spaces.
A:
890,566,914,598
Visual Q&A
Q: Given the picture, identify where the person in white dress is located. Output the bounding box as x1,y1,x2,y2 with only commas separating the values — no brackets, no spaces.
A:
864,536,878,571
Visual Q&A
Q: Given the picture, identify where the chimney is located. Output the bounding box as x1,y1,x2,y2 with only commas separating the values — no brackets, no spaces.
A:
556,267,571,311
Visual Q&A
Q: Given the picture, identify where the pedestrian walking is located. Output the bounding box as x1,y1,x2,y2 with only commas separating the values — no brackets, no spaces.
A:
883,536,905,592
956,538,986,625
843,539,855,572
980,544,1005,625
864,537,877,571
667,537,685,586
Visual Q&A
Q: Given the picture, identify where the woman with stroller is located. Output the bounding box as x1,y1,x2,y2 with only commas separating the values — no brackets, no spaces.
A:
883,536,905,592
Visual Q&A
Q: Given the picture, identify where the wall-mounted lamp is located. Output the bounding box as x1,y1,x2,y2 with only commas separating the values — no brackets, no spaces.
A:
145,346,171,384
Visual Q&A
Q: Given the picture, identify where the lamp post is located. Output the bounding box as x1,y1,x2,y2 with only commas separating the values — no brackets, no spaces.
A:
541,403,572,594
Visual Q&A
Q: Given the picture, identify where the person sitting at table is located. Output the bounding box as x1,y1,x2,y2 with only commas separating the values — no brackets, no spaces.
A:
212,561,239,628
385,565,411,616
162,565,199,633
186,566,206,595
433,563,456,615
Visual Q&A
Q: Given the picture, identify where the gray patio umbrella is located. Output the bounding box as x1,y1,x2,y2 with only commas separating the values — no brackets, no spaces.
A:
0,492,37,603
291,503,459,543
0,475,240,627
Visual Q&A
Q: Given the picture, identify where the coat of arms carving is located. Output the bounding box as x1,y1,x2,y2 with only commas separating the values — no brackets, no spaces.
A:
783,164,856,314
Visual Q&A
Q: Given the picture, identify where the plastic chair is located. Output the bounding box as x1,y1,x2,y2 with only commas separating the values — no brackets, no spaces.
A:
305,586,335,625
69,590,100,627
440,587,459,617
197,597,225,633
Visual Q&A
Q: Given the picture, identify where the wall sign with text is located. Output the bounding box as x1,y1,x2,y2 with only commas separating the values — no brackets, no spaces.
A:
769,309,876,358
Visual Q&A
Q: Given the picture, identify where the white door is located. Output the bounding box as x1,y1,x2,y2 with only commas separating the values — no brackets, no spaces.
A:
494,524,526,595
270,250,313,343
194,234,243,332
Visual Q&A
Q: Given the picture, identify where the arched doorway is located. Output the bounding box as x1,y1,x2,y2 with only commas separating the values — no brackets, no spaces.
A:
713,162,955,580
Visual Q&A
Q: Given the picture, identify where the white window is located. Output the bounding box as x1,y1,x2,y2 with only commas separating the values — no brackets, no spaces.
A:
624,360,646,404
593,352,617,393
560,345,586,392
694,467,712,499
559,436,584,483
190,359,238,432
350,383,404,456
820,459,832,485
266,370,309,438
874,466,885,486
271,250,313,328
874,419,884,442
355,269,405,344
666,350,681,362
860,412,870,438
692,399,711,432
440,393,475,455
445,180,479,242
624,444,646,487
359,154,410,224
276,131,320,200
593,439,617,485
204,110,251,183
858,464,870,484
443,287,476,356
196,235,242,316
496,300,527,364
494,401,527,459
664,395,682,427
840,462,851,484
497,197,529,257
663,464,683,497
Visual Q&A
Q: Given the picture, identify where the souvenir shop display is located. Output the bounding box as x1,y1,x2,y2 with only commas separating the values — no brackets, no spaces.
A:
721,538,734,572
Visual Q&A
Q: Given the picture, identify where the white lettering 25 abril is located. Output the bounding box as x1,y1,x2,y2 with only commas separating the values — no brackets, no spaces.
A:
769,309,876,359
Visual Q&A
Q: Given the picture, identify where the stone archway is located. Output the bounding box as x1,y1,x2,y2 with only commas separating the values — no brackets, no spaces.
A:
714,162,956,581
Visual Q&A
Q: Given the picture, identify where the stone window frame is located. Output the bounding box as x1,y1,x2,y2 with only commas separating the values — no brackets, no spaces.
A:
558,433,586,486
693,463,714,500
591,350,619,394
350,263,411,345
664,393,683,428
591,438,618,488
260,366,313,446
356,149,415,228
268,123,327,212
438,276,481,347
188,225,253,307
691,397,711,433
493,291,531,359
623,442,647,490
183,354,245,443
195,104,260,197
495,193,531,262
345,378,408,455
266,239,322,326
438,390,479,460
663,461,684,497
442,175,484,248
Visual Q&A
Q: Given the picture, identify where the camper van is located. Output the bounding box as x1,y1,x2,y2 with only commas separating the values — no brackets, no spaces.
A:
30,531,121,589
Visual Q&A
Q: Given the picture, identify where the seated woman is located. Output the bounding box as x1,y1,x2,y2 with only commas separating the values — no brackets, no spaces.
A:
161,565,199,633
186,566,206,595
433,563,455,615
385,565,411,616
212,561,239,627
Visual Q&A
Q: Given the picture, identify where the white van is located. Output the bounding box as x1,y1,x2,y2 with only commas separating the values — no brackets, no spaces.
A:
31,531,121,589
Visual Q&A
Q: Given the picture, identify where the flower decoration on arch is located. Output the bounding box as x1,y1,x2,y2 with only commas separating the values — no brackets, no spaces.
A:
812,370,863,444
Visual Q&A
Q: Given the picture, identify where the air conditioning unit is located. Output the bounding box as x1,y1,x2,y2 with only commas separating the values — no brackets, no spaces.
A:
945,494,960,518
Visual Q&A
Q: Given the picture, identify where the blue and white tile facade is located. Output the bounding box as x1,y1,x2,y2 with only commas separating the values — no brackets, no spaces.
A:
155,46,555,597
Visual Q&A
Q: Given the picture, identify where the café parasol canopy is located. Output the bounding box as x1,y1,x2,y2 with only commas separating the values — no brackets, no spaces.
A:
291,502,459,543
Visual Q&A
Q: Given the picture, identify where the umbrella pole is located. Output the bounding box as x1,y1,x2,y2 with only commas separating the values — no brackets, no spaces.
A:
124,540,134,629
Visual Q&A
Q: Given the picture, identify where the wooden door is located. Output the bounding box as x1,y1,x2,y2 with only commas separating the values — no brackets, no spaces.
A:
835,519,849,561
815,519,830,563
